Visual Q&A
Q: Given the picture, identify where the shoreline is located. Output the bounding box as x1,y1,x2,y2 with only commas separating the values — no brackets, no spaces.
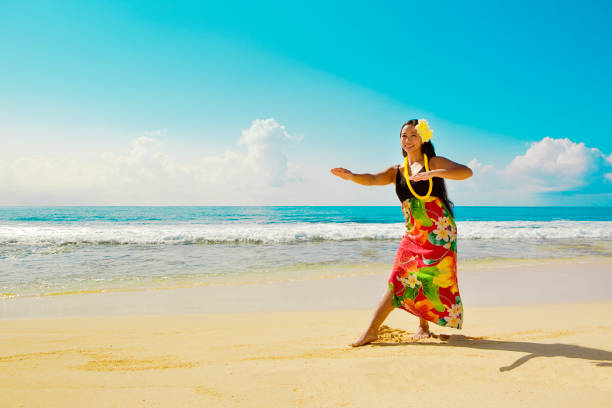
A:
2,254,610,301
2,256,611,320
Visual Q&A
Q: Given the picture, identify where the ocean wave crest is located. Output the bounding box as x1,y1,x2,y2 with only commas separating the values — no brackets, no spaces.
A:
1,221,612,245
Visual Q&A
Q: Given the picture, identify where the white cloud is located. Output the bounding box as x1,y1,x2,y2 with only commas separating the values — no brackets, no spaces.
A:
503,136,605,192
237,118,303,187
448,136,612,205
465,158,495,175
0,118,303,205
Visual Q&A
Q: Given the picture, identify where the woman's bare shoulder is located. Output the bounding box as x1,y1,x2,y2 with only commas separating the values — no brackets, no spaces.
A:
392,164,402,185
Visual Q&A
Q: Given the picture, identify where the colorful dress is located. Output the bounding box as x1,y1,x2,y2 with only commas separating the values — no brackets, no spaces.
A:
388,165,463,329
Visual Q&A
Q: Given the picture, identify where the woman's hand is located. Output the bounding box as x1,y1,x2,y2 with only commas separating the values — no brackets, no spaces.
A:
409,169,440,182
330,167,353,181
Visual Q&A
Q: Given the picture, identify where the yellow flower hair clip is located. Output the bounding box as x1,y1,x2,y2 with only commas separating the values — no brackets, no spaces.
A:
415,119,434,142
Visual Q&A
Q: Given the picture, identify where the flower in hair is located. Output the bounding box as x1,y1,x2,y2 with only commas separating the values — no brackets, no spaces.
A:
416,119,433,142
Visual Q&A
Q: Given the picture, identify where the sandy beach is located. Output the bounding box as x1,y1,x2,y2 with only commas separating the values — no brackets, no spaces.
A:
3,0,612,406
1,258,611,407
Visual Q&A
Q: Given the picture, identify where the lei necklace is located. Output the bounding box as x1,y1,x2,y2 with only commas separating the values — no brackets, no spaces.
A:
403,119,434,200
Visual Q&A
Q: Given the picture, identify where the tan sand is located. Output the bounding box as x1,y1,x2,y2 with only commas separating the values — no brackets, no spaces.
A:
1,301,611,407
1,258,611,406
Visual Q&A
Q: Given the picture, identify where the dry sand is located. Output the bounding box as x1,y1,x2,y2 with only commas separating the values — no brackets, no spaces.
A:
1,258,611,407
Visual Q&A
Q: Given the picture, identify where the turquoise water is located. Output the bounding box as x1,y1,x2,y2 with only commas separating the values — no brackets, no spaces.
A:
2,205,612,223
1,206,611,298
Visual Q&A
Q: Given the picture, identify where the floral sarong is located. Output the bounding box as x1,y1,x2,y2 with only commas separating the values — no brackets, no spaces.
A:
388,196,463,329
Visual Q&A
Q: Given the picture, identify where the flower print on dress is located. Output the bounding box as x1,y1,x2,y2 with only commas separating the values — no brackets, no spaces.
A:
428,218,457,251
441,314,462,329
406,218,429,245
389,195,463,330
447,302,463,318
402,297,440,324
432,226,450,243
433,215,450,230
432,253,459,295
396,256,420,289
444,229,457,249
400,272,420,289
442,296,463,328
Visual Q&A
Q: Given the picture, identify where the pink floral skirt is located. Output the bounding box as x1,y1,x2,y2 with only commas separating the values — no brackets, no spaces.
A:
388,196,463,329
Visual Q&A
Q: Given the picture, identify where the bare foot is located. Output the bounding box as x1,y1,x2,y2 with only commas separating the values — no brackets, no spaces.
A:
349,330,378,347
412,326,431,340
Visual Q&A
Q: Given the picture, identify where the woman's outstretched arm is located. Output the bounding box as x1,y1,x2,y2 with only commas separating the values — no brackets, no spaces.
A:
410,156,473,181
330,166,397,186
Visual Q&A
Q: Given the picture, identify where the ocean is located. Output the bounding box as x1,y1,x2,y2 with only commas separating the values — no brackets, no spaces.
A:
1,206,611,298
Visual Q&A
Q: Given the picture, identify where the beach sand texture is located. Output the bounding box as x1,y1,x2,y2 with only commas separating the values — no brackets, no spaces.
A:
1,260,611,407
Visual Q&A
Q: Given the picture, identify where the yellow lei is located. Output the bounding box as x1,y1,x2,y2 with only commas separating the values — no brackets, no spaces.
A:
403,154,433,200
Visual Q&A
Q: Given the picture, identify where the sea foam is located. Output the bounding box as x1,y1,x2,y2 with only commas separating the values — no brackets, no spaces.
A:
1,221,612,245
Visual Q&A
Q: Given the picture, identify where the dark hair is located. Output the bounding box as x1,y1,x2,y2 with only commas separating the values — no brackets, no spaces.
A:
400,119,455,218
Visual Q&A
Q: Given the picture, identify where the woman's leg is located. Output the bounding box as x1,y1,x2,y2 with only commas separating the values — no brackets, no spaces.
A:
413,317,431,340
349,285,395,347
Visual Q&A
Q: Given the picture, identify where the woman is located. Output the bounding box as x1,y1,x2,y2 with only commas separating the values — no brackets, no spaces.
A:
330,119,473,347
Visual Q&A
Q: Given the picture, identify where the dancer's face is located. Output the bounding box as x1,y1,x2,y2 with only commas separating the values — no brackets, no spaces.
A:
400,124,422,155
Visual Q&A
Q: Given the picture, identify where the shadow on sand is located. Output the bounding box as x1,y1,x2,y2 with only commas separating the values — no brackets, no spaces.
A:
371,328,612,372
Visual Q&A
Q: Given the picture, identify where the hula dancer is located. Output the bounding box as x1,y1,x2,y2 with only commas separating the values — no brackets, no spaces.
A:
331,119,473,346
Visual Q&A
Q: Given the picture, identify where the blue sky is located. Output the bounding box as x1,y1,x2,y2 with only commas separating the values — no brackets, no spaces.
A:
1,0,611,205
